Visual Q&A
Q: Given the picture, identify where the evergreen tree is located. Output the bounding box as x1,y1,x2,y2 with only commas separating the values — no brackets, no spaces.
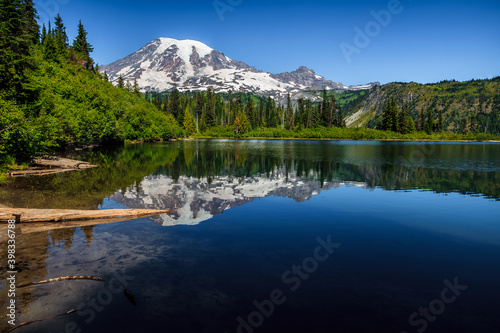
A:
327,95,337,128
183,105,196,135
227,90,233,125
72,20,93,57
381,98,399,132
470,114,476,133
54,13,68,55
133,78,141,96
169,88,181,121
235,110,249,135
41,23,47,44
407,116,416,133
285,93,293,130
125,80,132,92
246,97,255,129
195,92,203,124
418,109,426,131
257,97,264,127
461,118,468,134
397,102,414,134
22,0,39,44
42,24,57,61
397,102,407,133
438,110,444,132
0,0,36,98
205,88,216,128
152,92,162,111
162,93,169,113
305,99,313,129
321,90,331,127
425,109,435,134
266,97,277,128
336,105,345,128
117,75,124,89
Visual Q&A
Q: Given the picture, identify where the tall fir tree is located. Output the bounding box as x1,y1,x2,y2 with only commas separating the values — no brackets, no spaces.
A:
169,88,181,121
321,89,330,127
381,98,399,132
117,75,124,89
397,102,415,134
133,78,141,96
437,110,444,132
22,0,39,44
246,97,255,129
54,14,68,55
42,24,57,61
205,88,216,128
425,109,435,134
72,20,93,58
418,109,426,131
0,0,36,98
336,105,345,128
305,99,313,129
285,93,293,130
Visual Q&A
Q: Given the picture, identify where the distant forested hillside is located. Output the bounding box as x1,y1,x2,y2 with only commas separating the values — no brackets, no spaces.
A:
343,78,500,134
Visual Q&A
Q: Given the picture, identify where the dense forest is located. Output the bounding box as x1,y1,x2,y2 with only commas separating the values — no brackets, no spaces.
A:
0,0,183,168
1,0,499,173
143,88,346,135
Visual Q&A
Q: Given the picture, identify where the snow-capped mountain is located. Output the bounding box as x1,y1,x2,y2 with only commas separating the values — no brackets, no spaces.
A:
110,171,368,226
101,38,378,96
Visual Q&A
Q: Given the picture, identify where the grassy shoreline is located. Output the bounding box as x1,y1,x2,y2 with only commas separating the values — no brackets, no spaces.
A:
194,126,500,142
2,131,499,179
194,136,500,142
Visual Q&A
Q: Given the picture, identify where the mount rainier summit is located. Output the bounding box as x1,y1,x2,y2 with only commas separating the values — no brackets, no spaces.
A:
101,38,378,96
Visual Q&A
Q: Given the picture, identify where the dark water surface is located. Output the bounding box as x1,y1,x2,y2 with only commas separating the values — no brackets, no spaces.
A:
1,140,499,333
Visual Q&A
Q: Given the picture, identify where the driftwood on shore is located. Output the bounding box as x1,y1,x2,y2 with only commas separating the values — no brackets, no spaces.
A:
18,275,106,288
7,157,97,177
7,309,77,333
0,208,171,223
33,157,97,169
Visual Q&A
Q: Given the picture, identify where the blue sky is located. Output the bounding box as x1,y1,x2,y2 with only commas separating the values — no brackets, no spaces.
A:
34,0,500,85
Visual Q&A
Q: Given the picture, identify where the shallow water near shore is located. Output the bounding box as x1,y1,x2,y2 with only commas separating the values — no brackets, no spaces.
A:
1,139,499,333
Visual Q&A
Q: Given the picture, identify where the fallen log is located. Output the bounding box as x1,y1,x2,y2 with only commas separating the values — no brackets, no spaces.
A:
33,157,97,169
6,157,98,178
0,208,171,223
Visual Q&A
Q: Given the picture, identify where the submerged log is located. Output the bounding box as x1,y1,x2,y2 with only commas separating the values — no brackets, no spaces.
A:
8,168,76,177
0,208,171,223
18,275,106,288
16,217,152,235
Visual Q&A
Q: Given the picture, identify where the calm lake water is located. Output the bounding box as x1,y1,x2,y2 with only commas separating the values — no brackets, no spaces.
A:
1,139,499,333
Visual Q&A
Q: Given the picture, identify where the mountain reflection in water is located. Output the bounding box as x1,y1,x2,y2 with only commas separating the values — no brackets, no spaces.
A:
0,140,499,333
